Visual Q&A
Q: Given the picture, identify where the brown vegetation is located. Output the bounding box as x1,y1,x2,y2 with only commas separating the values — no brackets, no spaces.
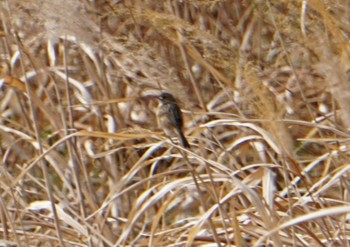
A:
1,0,350,246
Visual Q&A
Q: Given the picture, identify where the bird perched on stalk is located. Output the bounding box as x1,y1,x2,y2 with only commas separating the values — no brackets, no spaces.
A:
157,92,190,148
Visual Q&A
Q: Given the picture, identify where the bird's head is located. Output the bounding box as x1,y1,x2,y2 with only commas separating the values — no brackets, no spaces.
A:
158,92,176,103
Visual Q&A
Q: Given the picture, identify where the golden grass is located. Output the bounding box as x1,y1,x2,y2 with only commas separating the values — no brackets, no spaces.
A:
0,0,350,246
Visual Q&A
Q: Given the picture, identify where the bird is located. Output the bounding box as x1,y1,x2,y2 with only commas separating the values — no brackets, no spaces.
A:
157,92,190,148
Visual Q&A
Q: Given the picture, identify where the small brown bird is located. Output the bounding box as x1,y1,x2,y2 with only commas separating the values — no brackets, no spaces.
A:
157,92,190,148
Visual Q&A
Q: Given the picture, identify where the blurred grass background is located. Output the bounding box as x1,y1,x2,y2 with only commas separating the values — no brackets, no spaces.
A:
1,0,350,246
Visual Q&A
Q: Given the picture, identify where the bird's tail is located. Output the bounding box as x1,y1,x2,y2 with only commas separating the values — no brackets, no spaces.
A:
177,129,190,148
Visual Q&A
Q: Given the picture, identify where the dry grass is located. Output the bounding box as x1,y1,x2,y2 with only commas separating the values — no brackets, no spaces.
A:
0,0,350,246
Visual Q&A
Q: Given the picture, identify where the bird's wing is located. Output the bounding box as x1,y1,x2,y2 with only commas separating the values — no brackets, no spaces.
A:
169,104,183,129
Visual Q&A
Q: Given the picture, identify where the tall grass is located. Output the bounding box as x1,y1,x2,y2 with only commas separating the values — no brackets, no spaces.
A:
0,0,349,246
